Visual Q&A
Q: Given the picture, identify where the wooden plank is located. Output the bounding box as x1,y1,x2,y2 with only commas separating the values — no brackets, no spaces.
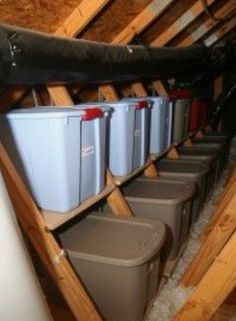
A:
214,76,223,102
183,138,193,147
99,84,119,101
47,86,74,106
166,146,180,159
180,192,236,287
106,171,134,217
144,162,159,178
54,0,111,38
200,176,236,242
178,1,236,46
0,143,104,321
151,0,216,46
172,230,236,321
111,0,175,45
42,185,116,230
131,82,148,97
152,81,168,95
204,16,236,47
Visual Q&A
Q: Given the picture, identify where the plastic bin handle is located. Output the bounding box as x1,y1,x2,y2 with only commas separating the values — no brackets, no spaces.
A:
81,108,103,120
136,101,149,109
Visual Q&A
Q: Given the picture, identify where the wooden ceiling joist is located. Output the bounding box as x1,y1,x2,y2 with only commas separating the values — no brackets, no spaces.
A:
204,15,236,46
150,0,217,46
178,0,236,46
111,0,175,45
54,0,111,38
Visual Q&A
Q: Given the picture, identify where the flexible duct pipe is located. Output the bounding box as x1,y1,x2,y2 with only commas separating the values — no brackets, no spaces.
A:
0,172,53,321
0,23,234,85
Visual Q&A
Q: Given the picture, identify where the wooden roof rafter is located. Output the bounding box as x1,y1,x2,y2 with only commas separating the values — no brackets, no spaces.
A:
177,0,236,46
203,15,236,46
150,0,217,46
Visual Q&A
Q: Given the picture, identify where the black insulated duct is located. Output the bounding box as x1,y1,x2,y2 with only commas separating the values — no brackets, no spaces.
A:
0,23,235,86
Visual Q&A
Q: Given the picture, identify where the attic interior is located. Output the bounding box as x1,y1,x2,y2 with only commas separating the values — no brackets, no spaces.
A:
0,1,236,321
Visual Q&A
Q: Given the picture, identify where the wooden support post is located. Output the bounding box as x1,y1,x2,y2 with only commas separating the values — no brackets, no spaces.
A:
131,82,148,97
183,138,193,147
180,191,236,287
194,129,205,138
0,143,104,321
99,84,119,101
152,81,168,95
106,171,134,217
172,230,236,321
214,76,223,102
144,162,159,178
166,147,180,159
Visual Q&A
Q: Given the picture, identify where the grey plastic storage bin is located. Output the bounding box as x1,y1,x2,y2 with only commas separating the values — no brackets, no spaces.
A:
178,147,217,193
178,145,221,183
103,178,195,260
193,136,230,167
59,214,166,321
172,99,189,143
122,98,151,169
157,159,210,222
192,140,226,172
0,107,107,212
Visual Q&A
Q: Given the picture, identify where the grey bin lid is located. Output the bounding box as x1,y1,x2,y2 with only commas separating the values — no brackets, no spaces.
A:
60,215,166,267
158,159,209,177
192,142,223,151
2,107,88,119
178,149,216,162
178,147,218,158
75,102,137,110
122,179,195,205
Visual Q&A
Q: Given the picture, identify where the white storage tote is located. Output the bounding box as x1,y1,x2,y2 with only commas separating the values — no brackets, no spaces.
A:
122,98,151,169
0,107,83,212
74,105,108,202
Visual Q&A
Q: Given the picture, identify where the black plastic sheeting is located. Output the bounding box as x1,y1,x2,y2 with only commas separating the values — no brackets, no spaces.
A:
0,23,235,86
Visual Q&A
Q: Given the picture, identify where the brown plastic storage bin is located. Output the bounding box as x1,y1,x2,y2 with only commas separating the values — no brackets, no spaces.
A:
178,147,217,190
123,179,195,260
157,159,210,222
59,214,166,321
193,137,228,168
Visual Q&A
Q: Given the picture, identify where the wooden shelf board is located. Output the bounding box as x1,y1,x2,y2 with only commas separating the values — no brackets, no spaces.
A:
114,159,153,185
42,184,116,230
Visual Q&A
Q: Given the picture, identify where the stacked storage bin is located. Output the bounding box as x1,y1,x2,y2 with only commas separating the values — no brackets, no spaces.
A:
168,89,192,143
102,178,195,261
59,214,166,321
122,96,173,154
0,106,108,212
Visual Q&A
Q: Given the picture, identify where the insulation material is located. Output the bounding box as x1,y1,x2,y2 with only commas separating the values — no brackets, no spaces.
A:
146,135,236,321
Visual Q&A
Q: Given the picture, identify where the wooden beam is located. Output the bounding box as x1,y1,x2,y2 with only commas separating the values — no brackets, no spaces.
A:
152,81,168,95
166,147,180,159
100,0,175,98
172,230,236,321
54,0,110,38
150,0,216,46
204,16,236,47
183,138,193,147
178,1,236,46
111,0,175,45
214,76,223,102
180,191,236,287
0,143,104,321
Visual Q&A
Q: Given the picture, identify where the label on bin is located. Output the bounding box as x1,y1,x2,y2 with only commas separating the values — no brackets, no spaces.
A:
82,146,94,158
135,129,141,137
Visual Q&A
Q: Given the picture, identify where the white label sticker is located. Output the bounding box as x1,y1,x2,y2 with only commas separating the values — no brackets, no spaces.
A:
82,146,94,158
175,11,194,31
192,25,208,41
135,129,141,137
204,33,218,47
